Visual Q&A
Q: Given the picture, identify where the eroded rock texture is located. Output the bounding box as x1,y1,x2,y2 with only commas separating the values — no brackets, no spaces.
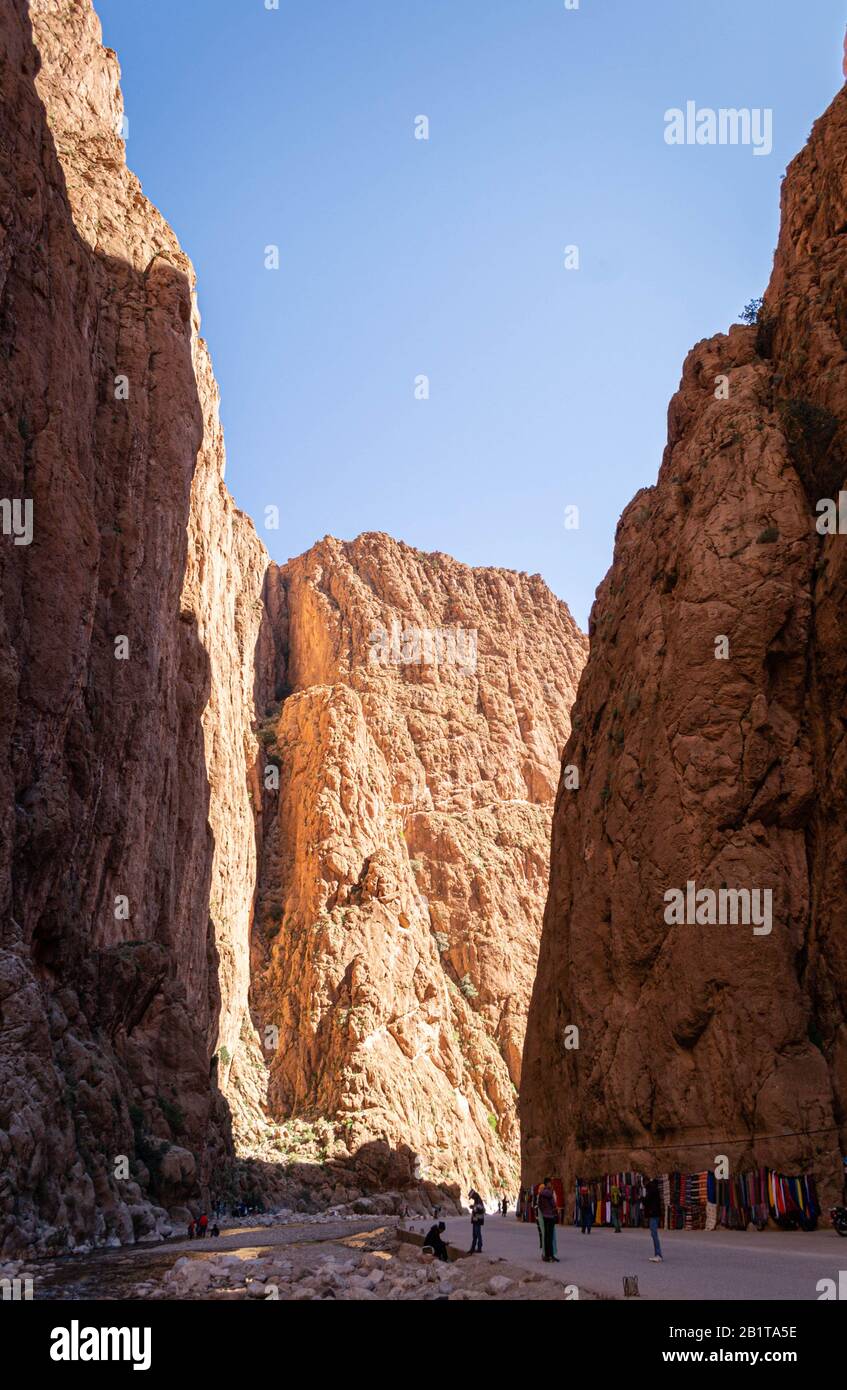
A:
522,83,847,1202
0,1,585,1249
249,536,585,1198
0,0,270,1252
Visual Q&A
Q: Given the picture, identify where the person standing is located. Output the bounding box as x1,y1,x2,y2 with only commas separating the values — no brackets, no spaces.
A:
197,1211,209,1239
579,1184,594,1235
468,1191,485,1253
644,1178,663,1262
537,1179,559,1262
610,1182,622,1233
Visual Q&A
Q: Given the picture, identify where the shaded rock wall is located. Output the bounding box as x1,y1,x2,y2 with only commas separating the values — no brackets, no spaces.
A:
0,0,269,1253
521,84,847,1203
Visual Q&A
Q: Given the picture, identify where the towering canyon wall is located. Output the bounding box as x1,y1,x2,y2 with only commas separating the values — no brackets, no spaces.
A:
247,536,585,1199
522,83,847,1202
0,0,269,1253
0,0,585,1250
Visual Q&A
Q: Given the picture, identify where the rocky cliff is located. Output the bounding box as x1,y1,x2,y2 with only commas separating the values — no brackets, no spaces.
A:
0,0,270,1253
0,0,585,1252
245,536,585,1199
521,82,847,1202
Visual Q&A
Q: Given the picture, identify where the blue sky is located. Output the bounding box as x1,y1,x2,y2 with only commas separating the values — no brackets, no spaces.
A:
95,0,845,627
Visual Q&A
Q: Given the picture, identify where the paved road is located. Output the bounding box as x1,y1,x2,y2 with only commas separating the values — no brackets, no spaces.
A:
435,1216,845,1301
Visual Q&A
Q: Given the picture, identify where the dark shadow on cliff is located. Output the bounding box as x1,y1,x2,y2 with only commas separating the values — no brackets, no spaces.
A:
225,1138,461,1216
0,0,237,1252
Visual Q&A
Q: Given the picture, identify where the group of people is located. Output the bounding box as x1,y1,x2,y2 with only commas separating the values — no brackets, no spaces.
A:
187,1213,220,1240
424,1175,666,1268
532,1175,666,1264
575,1177,663,1260
423,1189,514,1262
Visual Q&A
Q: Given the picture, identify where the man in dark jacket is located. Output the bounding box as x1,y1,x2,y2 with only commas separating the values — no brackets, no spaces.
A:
424,1220,449,1261
644,1178,663,1261
579,1184,594,1235
537,1179,559,1262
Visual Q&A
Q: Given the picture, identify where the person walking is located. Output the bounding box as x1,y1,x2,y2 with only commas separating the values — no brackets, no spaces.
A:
197,1211,209,1239
579,1184,594,1235
187,1219,196,1241
610,1182,622,1233
468,1191,485,1253
644,1178,663,1262
537,1179,559,1262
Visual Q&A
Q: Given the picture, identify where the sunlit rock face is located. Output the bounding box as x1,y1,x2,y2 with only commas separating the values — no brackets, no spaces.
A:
521,82,847,1205
248,535,585,1199
0,1,586,1250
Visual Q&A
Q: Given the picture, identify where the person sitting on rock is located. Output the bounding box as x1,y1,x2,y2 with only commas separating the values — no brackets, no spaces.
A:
423,1220,449,1261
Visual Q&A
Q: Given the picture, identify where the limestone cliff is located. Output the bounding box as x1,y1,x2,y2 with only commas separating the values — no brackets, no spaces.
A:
521,83,847,1203
245,535,585,1199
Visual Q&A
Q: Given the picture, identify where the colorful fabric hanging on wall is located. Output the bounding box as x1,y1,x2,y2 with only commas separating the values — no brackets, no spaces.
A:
558,1164,818,1232
572,1173,645,1227
767,1170,819,1228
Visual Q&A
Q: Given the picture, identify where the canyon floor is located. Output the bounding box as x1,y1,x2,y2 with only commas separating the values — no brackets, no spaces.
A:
435,1217,844,1301
15,1212,843,1302
23,1215,575,1303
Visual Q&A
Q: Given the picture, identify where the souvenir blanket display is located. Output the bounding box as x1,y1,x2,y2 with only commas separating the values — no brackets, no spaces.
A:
661,1171,715,1230
708,1168,817,1230
572,1173,645,1227
566,1167,818,1231
684,1171,712,1229
714,1169,769,1230
767,1170,820,1229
